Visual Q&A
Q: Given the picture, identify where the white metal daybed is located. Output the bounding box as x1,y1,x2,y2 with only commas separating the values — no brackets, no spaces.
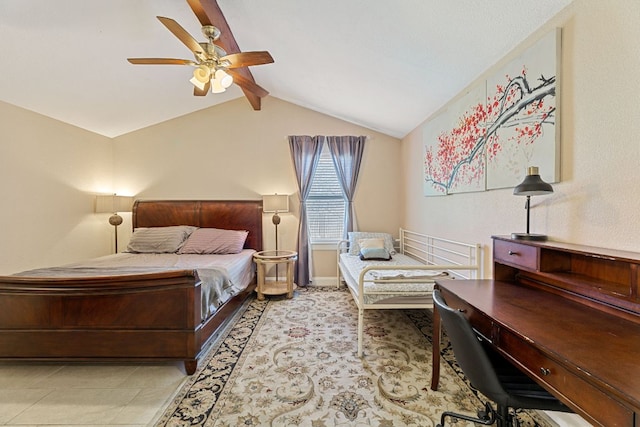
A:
337,229,481,356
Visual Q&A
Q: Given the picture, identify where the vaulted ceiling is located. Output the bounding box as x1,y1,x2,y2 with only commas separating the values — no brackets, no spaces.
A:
0,0,572,139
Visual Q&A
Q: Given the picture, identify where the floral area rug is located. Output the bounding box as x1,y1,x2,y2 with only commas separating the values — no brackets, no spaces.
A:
156,287,554,426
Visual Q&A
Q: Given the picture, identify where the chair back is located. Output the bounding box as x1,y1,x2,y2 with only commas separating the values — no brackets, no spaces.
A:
433,289,510,405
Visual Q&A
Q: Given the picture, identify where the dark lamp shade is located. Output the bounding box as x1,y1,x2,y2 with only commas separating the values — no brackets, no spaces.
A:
513,166,554,196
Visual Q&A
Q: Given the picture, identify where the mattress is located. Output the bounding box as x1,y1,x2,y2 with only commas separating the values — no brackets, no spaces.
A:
15,249,256,320
339,253,447,305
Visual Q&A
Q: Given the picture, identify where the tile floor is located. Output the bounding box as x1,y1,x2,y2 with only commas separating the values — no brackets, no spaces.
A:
0,361,187,426
0,360,591,427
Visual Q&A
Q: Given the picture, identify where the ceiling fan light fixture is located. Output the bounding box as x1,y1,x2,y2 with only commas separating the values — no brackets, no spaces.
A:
189,75,207,91
128,7,272,105
189,65,210,90
201,25,221,42
211,76,226,93
215,68,233,89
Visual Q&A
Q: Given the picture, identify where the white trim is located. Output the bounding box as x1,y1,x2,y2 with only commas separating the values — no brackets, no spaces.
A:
311,276,338,286
542,411,590,426
311,243,339,251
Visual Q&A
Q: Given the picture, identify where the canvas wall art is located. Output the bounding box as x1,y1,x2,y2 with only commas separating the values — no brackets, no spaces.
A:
422,110,450,196
423,85,487,196
485,28,560,189
443,84,487,194
423,28,560,196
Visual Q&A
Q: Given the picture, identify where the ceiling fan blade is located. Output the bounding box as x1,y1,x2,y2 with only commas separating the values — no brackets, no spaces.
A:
186,0,212,26
194,80,210,96
127,58,196,65
227,69,269,98
157,16,204,57
192,0,266,110
221,51,274,68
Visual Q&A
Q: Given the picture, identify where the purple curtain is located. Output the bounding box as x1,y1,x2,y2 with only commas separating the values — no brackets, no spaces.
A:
326,136,366,236
288,135,325,287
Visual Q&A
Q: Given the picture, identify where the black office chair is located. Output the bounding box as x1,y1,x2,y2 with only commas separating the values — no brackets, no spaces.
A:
432,289,571,427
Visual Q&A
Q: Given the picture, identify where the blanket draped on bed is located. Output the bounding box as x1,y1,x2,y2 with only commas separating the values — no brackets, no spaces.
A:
14,266,234,321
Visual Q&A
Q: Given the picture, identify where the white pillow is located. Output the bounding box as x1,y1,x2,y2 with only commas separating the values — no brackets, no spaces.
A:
358,238,385,250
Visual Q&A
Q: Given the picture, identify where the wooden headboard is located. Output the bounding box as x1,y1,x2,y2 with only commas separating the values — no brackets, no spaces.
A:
132,200,263,251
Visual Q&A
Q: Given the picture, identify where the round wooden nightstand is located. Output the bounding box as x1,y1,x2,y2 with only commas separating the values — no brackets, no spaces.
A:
253,250,298,300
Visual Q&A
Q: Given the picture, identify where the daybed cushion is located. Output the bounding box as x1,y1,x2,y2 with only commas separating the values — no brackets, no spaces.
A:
126,226,196,253
348,232,396,255
339,253,447,304
179,228,249,254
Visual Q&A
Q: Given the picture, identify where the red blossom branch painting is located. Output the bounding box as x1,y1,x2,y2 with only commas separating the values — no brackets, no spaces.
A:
423,29,559,196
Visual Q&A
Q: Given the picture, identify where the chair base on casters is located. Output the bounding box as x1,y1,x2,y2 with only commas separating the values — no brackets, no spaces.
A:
437,401,496,427
437,401,522,427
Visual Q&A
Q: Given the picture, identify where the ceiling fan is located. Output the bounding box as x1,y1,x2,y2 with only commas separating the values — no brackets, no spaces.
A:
127,0,274,110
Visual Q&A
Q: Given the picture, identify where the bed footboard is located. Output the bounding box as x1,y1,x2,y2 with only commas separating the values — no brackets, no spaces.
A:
0,270,221,374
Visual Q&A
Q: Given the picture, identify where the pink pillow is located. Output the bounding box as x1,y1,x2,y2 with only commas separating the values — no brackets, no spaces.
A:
178,228,248,254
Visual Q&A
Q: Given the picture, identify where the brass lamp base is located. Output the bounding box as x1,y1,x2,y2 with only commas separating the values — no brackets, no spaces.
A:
109,213,124,253
511,232,548,241
109,213,123,226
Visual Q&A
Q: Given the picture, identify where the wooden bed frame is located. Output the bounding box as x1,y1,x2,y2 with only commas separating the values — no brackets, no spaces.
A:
0,200,263,374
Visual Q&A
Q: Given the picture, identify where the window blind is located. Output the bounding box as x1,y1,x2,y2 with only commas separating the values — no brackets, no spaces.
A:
307,145,346,242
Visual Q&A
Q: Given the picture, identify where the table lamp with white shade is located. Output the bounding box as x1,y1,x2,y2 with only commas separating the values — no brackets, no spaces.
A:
262,194,289,251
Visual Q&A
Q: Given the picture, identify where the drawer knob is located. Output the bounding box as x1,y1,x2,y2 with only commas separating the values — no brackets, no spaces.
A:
508,250,519,256
540,367,551,376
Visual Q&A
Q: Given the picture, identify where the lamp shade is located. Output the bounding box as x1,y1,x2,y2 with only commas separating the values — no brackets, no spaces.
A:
513,167,554,196
210,77,225,93
190,66,209,90
95,195,134,213
215,69,233,88
262,194,289,213
512,166,553,241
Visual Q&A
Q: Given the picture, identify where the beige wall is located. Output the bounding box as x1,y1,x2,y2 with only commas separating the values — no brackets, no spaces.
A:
401,0,640,277
113,97,402,279
0,101,114,275
5,0,634,291
0,96,401,278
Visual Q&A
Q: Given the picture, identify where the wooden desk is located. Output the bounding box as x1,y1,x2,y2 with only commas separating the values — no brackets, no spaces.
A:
431,237,640,427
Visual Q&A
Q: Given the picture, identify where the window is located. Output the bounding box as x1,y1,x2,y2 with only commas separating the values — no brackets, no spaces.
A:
307,144,346,243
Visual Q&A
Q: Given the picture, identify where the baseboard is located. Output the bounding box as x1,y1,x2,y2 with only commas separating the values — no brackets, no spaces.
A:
311,277,338,287
264,277,339,287
542,411,590,426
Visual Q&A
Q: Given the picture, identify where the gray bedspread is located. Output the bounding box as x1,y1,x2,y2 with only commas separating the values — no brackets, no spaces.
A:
14,265,235,322
14,266,184,277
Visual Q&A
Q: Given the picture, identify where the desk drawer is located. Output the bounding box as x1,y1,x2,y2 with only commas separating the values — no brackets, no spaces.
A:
438,291,495,342
493,240,539,271
499,329,633,426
